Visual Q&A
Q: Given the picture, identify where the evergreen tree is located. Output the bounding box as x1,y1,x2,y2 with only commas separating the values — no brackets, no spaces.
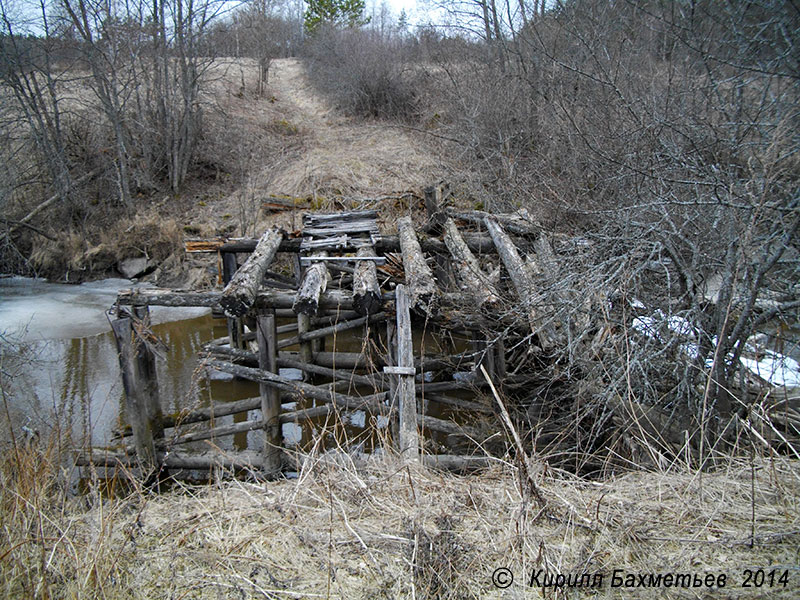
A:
304,0,370,33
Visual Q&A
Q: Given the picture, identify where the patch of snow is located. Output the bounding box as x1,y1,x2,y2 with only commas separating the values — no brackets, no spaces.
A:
740,351,800,388
376,415,390,429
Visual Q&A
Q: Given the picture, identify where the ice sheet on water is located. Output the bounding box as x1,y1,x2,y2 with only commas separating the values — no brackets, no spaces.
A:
0,277,209,341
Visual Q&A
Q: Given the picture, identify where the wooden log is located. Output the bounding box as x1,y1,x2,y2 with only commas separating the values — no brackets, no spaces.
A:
276,356,384,391
484,218,556,349
424,183,447,232
209,234,498,255
423,392,493,414
394,284,419,460
397,217,438,313
257,310,282,475
278,312,386,349
110,315,163,472
77,449,491,475
293,252,329,316
353,247,382,315
117,288,374,310
421,454,493,472
220,228,283,317
419,414,482,439
75,449,266,472
443,218,500,308
448,208,541,237
204,359,389,414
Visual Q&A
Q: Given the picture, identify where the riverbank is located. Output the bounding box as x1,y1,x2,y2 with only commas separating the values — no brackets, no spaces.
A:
1,436,798,599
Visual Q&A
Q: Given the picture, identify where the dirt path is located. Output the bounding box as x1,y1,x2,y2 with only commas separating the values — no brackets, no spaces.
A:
264,58,442,201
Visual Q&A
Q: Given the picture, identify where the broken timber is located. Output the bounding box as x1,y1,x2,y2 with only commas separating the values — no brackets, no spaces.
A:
398,216,438,313
94,201,574,484
220,228,282,317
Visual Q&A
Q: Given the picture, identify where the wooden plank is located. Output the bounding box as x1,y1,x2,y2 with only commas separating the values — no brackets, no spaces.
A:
352,247,383,315
484,217,556,349
110,315,162,472
397,216,438,314
257,310,281,475
443,218,500,308
220,228,283,317
394,284,419,460
293,252,329,315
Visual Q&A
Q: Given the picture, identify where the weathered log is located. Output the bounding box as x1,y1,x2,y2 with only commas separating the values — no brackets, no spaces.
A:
448,208,541,237
220,228,283,317
277,312,386,349
276,356,385,391
353,247,383,315
257,310,282,474
424,183,447,232
77,449,492,475
75,449,266,472
293,252,329,316
421,454,493,472
205,234,498,255
422,392,493,414
117,288,375,311
110,314,163,472
205,359,389,414
443,218,500,308
397,216,438,313
394,284,420,460
419,414,482,439
484,218,556,349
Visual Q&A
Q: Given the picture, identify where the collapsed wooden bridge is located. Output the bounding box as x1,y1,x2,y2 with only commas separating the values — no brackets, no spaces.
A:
80,187,565,479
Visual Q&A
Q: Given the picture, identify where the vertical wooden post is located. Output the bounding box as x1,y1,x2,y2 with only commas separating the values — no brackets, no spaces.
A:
394,284,419,461
132,305,165,441
385,319,399,443
111,310,164,473
294,256,314,382
222,251,246,350
257,309,282,476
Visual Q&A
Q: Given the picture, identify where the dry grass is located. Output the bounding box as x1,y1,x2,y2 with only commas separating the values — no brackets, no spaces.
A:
1,426,798,599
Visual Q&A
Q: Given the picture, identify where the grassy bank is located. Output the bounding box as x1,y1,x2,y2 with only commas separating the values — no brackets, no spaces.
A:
1,429,798,599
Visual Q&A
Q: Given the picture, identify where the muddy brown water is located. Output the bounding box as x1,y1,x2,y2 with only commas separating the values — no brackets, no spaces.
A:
0,277,480,458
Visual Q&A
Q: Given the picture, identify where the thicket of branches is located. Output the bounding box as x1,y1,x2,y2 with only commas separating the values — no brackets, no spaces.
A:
305,0,799,471
440,0,799,471
0,0,303,277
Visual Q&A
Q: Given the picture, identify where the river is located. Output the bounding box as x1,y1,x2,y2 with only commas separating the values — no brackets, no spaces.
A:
0,277,261,448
